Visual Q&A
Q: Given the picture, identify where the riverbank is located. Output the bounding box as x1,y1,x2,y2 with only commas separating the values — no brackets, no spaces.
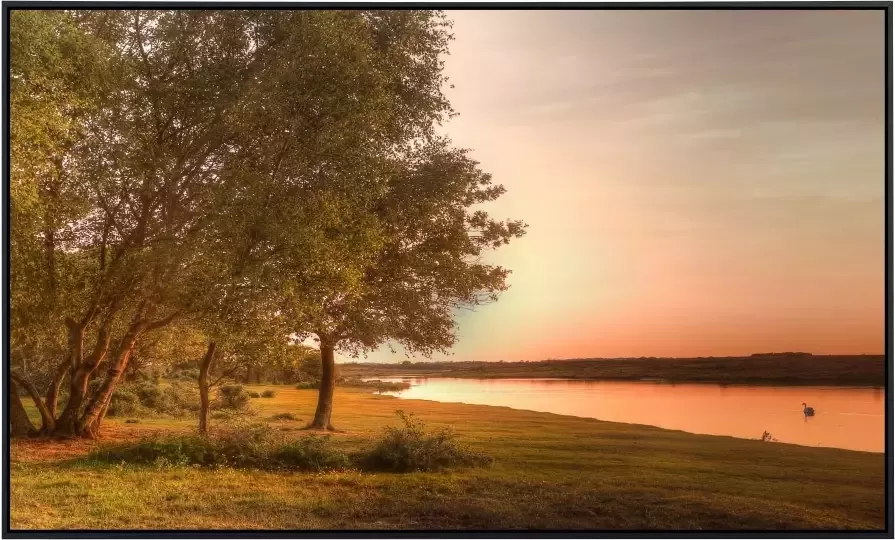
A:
341,355,886,387
10,385,885,530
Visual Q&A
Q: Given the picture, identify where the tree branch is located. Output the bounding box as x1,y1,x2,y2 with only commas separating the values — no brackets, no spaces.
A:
10,371,56,431
145,310,180,332
209,365,241,389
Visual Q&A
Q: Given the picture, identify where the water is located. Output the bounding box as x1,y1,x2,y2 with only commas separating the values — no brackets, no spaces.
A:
370,377,885,453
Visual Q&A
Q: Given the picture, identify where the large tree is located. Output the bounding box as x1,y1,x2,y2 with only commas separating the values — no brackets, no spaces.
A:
9,9,475,438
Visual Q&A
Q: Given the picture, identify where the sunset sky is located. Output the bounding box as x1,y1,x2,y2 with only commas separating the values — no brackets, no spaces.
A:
357,9,885,363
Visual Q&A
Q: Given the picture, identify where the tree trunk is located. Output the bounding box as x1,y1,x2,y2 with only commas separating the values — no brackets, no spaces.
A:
88,395,113,437
56,326,111,436
10,372,55,433
197,342,216,435
9,379,36,437
308,338,336,430
78,326,143,437
45,358,71,418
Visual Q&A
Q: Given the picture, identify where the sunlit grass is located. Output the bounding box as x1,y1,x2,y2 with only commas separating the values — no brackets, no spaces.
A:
10,385,885,530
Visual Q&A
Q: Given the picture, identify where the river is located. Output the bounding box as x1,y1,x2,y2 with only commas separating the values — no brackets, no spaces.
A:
369,377,885,452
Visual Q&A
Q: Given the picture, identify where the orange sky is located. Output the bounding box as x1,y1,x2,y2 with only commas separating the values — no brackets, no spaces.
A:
356,10,885,363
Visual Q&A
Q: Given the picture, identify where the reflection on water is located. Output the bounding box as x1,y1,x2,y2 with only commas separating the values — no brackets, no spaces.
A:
371,377,884,453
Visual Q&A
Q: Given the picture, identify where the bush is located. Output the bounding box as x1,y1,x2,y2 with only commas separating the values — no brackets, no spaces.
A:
210,423,278,468
269,412,298,421
261,390,276,398
295,381,319,390
105,380,200,418
362,410,492,472
271,435,352,471
124,419,140,424
168,368,200,382
216,385,250,410
247,391,261,398
89,434,219,468
106,387,142,417
89,425,350,472
134,381,164,408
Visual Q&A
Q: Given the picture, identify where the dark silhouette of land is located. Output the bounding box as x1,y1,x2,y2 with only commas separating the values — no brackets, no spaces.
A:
341,354,885,387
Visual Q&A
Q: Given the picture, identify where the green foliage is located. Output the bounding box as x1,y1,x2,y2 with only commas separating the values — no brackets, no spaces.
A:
260,390,276,398
9,9,525,439
8,10,113,379
271,436,352,471
168,369,200,382
88,413,489,474
105,388,141,417
90,434,220,468
297,353,324,381
89,426,350,472
105,380,200,418
269,413,299,421
216,386,250,411
247,391,261,399
362,411,493,472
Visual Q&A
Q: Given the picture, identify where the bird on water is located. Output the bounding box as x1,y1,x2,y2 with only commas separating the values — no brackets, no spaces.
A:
801,402,815,416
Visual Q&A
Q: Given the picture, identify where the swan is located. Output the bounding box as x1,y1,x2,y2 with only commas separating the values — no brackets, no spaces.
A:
802,402,815,416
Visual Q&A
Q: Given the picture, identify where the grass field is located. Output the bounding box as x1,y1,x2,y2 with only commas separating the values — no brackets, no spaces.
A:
342,355,886,387
10,385,886,530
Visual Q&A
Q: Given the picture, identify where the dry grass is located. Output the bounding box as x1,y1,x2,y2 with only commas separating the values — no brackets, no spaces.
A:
10,385,886,531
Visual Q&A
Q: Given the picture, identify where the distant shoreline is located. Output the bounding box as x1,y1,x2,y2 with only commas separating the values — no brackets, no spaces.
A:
341,355,886,388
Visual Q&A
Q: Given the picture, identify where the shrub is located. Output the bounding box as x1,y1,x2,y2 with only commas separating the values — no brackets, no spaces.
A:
134,381,164,408
271,435,352,471
124,419,140,424
362,410,493,472
216,385,250,410
261,390,276,398
168,368,200,382
89,434,219,468
89,425,350,472
269,412,298,421
106,387,142,417
295,381,319,390
247,391,261,398
211,423,279,468
105,380,200,418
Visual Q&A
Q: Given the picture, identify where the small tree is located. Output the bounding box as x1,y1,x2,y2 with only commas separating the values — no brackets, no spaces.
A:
299,140,526,430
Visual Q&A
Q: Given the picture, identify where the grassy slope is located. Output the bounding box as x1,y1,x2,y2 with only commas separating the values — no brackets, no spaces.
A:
341,355,886,387
10,385,885,530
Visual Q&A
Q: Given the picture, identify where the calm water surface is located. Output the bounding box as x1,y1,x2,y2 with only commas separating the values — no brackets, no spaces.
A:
371,377,884,452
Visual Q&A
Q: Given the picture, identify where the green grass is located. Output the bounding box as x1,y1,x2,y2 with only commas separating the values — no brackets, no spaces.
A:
340,355,885,387
10,385,885,530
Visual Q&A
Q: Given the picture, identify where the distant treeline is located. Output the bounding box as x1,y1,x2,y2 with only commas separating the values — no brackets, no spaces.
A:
750,352,813,357
340,355,885,387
